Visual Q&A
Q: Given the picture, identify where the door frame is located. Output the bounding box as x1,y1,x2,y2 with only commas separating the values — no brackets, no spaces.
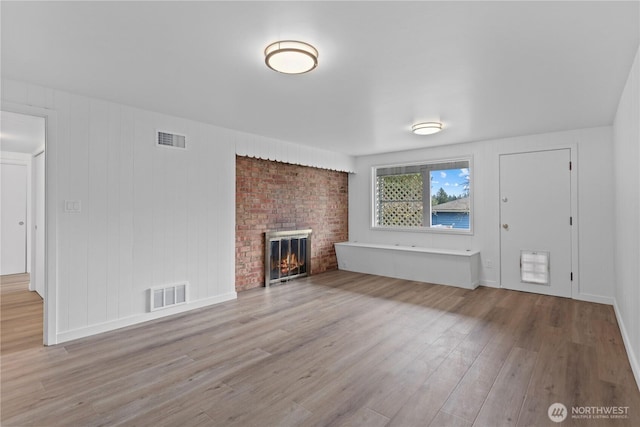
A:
2,101,58,345
33,150,46,298
498,144,579,299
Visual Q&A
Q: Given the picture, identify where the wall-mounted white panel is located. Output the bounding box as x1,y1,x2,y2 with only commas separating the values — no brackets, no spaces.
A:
118,106,135,320
67,94,90,331
613,45,640,390
87,99,109,326
106,103,121,321
55,89,71,333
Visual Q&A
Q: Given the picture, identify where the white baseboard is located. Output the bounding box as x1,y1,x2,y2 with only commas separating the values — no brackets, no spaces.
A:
613,299,640,392
56,292,237,344
480,280,498,288
574,292,614,305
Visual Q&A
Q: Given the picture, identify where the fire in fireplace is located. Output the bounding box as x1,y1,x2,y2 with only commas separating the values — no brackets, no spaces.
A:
265,229,312,286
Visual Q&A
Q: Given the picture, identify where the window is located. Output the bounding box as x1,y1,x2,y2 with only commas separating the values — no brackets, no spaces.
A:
373,158,471,232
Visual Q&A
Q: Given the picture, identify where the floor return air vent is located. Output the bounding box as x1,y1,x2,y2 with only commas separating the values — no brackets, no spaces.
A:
149,283,188,311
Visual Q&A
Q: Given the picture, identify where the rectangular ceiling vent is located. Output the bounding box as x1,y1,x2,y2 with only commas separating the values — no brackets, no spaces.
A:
149,283,188,312
157,131,186,149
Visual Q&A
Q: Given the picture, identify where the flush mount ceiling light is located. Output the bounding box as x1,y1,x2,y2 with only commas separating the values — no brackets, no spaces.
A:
411,121,443,135
265,40,318,74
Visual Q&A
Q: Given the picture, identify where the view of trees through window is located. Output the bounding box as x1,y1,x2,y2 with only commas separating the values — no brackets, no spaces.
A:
374,159,471,231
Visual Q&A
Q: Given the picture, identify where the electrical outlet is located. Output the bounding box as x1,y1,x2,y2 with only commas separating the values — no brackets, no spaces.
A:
485,260,493,269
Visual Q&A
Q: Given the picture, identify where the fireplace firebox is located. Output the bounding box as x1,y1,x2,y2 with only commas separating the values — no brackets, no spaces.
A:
265,229,312,286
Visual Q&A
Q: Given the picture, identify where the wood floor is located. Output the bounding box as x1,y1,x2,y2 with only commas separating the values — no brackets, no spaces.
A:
1,273,43,355
1,270,639,426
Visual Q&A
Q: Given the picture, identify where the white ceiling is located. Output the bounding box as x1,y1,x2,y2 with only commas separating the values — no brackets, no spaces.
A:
1,1,638,156
0,111,45,155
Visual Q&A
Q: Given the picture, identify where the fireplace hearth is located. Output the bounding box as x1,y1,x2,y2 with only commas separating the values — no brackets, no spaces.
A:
265,229,312,286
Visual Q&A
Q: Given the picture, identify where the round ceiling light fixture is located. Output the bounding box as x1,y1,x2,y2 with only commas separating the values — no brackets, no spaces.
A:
411,121,443,135
265,40,318,74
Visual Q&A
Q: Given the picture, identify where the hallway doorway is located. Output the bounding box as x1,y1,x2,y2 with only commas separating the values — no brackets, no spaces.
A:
1,108,48,345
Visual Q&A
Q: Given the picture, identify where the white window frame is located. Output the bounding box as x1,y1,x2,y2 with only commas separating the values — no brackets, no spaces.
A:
371,156,473,234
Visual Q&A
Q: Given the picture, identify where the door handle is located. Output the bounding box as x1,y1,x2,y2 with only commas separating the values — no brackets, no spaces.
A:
502,224,509,230
18,221,24,226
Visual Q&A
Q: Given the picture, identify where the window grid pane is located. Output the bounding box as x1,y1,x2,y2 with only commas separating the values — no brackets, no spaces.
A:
376,173,423,227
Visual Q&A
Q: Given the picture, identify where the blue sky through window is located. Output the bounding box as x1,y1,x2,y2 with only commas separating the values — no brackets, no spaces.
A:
430,168,469,197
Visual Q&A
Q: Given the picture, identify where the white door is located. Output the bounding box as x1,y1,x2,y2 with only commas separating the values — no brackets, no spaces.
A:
33,152,45,297
1,163,28,275
499,149,572,297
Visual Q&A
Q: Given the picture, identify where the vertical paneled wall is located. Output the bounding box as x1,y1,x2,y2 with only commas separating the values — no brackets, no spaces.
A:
2,79,237,341
2,78,355,342
236,156,349,291
613,45,640,386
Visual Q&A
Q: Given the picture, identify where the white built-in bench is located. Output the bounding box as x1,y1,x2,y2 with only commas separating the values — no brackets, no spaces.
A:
334,242,480,290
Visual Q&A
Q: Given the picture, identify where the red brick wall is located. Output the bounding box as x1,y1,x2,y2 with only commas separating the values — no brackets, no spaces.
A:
236,156,349,291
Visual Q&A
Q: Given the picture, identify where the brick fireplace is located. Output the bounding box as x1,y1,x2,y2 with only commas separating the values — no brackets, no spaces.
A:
235,156,348,292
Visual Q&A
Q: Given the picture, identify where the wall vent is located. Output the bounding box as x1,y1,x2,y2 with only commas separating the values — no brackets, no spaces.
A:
149,283,188,311
157,131,186,149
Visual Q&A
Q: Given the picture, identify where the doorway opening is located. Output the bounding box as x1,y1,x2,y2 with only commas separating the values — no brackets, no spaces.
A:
1,109,47,350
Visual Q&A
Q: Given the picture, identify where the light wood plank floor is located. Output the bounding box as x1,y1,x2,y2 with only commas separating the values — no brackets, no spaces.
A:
1,270,639,426
1,273,43,355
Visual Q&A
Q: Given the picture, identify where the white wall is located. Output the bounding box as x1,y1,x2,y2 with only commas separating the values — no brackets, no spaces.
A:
3,79,238,342
349,126,615,303
613,45,640,387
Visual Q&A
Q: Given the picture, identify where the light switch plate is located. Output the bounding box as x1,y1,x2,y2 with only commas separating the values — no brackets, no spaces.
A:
64,200,81,213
